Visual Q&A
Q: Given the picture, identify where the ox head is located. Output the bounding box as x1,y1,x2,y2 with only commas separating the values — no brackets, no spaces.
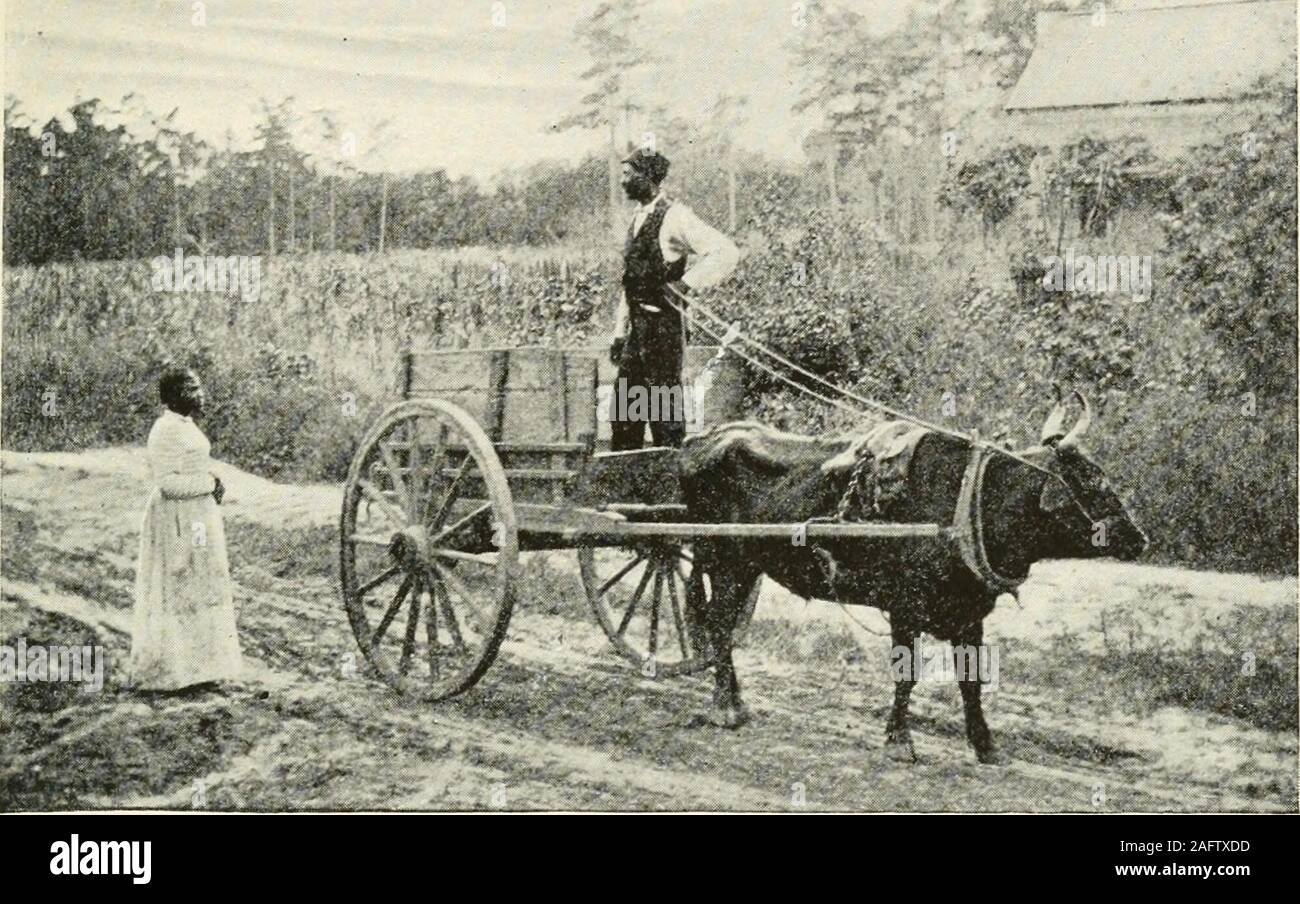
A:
1025,390,1148,562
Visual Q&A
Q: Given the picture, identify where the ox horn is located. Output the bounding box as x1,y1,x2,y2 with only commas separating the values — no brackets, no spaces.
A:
1040,393,1070,444
1057,390,1093,449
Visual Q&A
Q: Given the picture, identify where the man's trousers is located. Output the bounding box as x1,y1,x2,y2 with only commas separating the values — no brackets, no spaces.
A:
610,309,687,451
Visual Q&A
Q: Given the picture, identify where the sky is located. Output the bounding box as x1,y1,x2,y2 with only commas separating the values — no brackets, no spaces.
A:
1,0,909,180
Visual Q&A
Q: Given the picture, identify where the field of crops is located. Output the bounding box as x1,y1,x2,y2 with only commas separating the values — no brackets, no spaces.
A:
2,247,618,480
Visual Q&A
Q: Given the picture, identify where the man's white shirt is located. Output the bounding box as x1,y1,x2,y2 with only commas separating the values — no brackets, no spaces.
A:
629,191,740,293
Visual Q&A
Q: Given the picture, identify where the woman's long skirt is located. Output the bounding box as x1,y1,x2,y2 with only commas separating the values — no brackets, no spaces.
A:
130,489,243,690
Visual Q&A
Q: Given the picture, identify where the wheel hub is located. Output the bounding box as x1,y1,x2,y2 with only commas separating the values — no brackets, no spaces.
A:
388,526,431,571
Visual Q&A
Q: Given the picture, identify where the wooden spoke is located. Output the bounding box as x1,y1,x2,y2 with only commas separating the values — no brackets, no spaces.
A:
419,427,451,525
428,451,474,530
371,574,413,650
665,563,691,659
616,563,655,639
430,565,477,648
347,533,391,547
428,567,466,651
647,566,663,658
425,581,440,681
430,501,493,548
432,548,499,568
405,421,423,522
598,554,646,596
399,577,422,676
377,439,412,516
355,565,401,598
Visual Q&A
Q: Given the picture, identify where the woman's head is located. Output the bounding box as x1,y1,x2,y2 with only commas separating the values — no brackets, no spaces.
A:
159,367,205,417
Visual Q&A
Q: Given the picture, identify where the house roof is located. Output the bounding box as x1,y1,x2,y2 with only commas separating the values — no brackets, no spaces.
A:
1005,0,1296,111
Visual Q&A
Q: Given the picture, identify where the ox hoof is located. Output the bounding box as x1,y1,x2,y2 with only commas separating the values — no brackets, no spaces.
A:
884,737,918,764
974,745,1011,766
690,703,750,730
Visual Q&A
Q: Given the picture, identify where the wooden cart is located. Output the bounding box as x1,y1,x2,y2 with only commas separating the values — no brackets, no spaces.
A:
338,347,944,700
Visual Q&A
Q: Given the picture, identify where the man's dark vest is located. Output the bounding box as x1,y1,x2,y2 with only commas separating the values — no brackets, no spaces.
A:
622,197,687,316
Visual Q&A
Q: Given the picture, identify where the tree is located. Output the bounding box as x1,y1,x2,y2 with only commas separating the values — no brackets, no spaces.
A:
149,108,207,249
552,0,657,239
792,0,1076,170
253,97,298,254
354,117,395,253
4,97,50,263
704,94,750,231
311,110,353,252
790,0,878,146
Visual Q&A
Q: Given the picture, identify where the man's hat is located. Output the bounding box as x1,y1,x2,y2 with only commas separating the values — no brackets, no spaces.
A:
622,147,670,184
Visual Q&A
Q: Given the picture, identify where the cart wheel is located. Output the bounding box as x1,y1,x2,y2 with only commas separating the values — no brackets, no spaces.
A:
579,543,759,678
339,399,517,700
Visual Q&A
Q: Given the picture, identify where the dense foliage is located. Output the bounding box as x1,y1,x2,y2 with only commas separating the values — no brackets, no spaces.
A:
939,142,1043,230
3,96,621,263
1162,89,1299,403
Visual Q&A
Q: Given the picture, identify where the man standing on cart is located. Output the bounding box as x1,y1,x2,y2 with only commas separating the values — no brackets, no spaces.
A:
610,147,740,451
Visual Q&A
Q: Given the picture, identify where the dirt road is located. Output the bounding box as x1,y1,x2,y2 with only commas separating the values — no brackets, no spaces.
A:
2,448,1295,811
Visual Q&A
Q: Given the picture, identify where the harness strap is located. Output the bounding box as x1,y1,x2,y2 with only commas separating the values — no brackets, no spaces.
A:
832,433,1026,594
953,443,1025,594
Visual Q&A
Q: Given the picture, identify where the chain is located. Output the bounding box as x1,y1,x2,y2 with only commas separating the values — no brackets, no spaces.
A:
834,446,877,522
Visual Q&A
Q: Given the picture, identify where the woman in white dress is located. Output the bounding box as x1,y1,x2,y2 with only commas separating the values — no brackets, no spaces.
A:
130,367,243,693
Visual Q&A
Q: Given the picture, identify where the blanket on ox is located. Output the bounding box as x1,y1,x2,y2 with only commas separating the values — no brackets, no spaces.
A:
680,419,929,519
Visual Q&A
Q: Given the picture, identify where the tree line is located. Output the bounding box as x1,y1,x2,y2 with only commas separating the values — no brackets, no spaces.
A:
2,94,624,265
4,0,1070,266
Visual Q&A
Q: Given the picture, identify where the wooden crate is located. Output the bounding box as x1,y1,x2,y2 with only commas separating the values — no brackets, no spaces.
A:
404,345,746,447
405,347,597,444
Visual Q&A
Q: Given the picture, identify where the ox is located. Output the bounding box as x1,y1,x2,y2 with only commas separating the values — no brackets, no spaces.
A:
678,392,1147,764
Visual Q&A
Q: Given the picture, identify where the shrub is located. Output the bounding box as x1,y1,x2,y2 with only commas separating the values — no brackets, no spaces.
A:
939,142,1043,231
1161,86,1298,403
729,193,895,395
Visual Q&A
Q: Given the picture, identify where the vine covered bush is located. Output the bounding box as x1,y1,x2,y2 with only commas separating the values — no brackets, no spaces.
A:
1161,87,1298,402
724,183,942,413
939,142,1043,230
1043,135,1160,237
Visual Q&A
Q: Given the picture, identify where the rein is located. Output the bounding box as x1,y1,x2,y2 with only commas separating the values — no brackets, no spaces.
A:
663,284,1061,479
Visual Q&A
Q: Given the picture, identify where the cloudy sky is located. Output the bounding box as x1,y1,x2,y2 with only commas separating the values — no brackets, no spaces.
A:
2,0,909,179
